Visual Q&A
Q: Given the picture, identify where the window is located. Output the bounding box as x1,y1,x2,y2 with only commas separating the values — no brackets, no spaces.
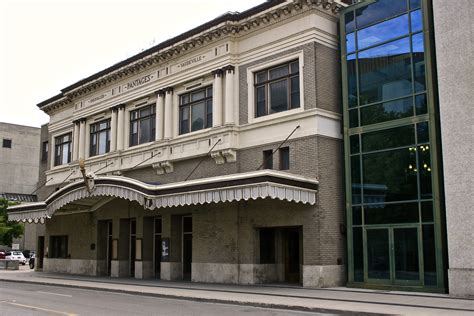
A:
41,141,48,162
179,86,213,134
49,235,68,258
130,105,155,146
90,119,110,157
262,150,273,169
2,139,12,148
255,60,300,118
54,133,72,166
279,147,290,170
259,228,275,264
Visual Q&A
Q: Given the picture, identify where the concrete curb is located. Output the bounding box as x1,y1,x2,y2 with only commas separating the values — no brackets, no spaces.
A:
0,278,385,315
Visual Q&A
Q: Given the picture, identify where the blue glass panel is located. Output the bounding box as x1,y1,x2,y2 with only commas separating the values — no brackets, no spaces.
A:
358,14,409,50
410,0,421,9
361,97,413,126
412,33,426,92
349,108,359,127
362,124,415,152
359,37,412,105
347,54,357,107
346,32,356,53
363,147,418,202
415,94,427,115
418,145,433,199
411,9,422,32
356,0,408,29
351,155,361,204
417,121,430,143
345,11,356,33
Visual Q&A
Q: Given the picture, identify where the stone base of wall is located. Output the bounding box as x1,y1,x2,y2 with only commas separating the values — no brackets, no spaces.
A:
448,268,474,297
135,261,154,279
302,265,346,287
192,263,239,283
161,262,182,280
239,264,283,284
43,258,97,276
111,260,129,277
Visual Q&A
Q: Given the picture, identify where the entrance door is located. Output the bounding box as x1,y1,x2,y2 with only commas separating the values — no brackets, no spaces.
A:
37,236,45,269
284,228,301,283
130,220,136,277
365,226,421,285
182,216,192,280
107,221,113,276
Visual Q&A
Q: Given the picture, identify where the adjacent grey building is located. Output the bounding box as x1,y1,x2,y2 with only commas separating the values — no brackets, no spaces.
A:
0,122,41,200
0,122,41,250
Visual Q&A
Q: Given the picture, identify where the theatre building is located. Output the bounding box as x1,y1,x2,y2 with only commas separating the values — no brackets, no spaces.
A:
8,0,346,287
8,0,473,296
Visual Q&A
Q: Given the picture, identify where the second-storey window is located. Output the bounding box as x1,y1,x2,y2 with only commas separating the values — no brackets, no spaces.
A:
130,105,156,146
54,133,72,166
90,119,110,157
255,60,300,117
179,86,213,135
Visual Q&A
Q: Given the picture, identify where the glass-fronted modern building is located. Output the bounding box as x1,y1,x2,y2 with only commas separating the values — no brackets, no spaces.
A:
340,0,446,292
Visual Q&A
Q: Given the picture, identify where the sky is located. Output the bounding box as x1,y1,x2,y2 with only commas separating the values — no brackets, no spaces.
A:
0,0,261,128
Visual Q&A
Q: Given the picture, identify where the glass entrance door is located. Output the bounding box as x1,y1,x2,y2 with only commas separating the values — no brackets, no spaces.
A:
365,226,421,285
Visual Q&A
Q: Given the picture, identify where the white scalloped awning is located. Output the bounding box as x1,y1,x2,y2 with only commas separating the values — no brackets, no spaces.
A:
8,170,318,223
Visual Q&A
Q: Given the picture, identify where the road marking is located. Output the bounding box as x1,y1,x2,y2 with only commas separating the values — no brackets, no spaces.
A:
37,291,73,297
0,301,77,315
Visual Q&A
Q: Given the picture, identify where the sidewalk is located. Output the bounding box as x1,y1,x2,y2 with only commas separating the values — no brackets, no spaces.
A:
0,268,472,315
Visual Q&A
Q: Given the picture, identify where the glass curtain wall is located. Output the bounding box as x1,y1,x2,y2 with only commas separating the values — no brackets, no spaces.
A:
341,0,445,292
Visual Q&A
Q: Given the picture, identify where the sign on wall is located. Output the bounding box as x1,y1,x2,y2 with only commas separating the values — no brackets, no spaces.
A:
161,238,169,262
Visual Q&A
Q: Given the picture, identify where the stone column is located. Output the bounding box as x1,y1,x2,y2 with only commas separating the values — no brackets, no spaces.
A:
224,65,235,125
212,69,223,127
78,118,87,160
110,218,130,278
134,216,154,279
72,121,80,161
160,214,182,280
116,104,125,151
110,107,118,152
163,88,174,139
155,90,165,141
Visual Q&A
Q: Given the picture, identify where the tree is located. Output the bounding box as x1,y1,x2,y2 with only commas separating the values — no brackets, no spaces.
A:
0,198,24,246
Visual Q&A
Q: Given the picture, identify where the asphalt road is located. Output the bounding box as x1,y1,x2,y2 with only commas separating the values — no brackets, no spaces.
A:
0,281,334,316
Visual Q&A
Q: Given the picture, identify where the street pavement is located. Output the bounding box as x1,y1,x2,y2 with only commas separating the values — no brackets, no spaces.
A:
0,267,472,315
0,281,333,316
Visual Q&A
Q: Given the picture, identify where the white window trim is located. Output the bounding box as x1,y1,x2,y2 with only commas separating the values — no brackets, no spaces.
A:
125,100,156,150
174,78,214,138
87,114,112,159
50,129,74,170
247,51,305,125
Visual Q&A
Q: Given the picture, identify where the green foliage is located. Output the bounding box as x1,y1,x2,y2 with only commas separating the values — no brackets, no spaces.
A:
0,198,24,246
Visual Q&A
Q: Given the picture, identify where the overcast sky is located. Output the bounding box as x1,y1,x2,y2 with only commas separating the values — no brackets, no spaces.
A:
0,0,261,128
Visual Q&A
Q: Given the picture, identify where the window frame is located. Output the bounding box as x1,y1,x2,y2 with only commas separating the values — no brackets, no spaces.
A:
279,147,290,170
49,235,68,259
129,104,156,147
262,150,273,170
178,86,213,135
2,138,12,148
247,52,304,124
254,60,300,118
89,119,111,157
54,133,72,166
41,141,49,162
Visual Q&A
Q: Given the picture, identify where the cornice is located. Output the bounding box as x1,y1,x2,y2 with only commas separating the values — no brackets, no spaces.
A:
38,0,344,113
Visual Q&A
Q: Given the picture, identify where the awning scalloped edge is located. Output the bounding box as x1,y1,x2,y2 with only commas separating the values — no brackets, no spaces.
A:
7,171,318,223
